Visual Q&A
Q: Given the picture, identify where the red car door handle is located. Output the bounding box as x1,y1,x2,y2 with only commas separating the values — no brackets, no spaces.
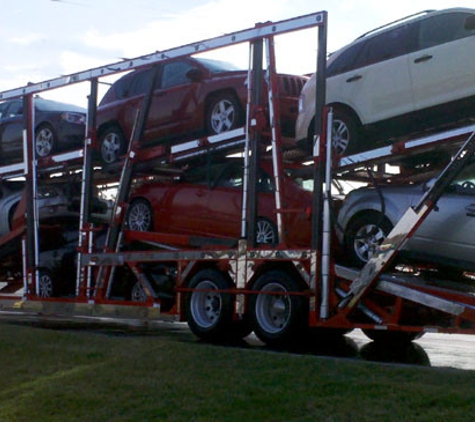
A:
346,75,362,83
196,190,206,197
414,54,433,64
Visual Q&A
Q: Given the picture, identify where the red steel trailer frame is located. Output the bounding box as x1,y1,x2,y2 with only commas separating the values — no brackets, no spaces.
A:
2,10,475,347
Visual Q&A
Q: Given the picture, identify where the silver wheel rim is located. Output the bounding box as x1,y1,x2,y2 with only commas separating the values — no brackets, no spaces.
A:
210,99,235,133
256,220,276,244
354,223,386,263
101,132,122,163
35,128,54,157
131,282,148,302
332,119,350,155
38,273,53,298
190,280,222,329
255,282,290,334
128,202,152,231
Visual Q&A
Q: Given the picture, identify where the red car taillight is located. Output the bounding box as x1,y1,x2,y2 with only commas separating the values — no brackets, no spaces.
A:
305,206,312,220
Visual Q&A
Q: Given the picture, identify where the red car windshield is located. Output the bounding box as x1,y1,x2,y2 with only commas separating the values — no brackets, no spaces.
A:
194,57,244,73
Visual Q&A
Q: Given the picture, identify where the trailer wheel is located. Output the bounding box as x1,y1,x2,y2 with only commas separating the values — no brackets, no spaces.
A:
99,125,126,164
363,329,424,344
250,270,308,347
344,212,393,268
126,199,154,232
205,93,243,135
35,124,57,157
185,269,234,341
38,270,55,298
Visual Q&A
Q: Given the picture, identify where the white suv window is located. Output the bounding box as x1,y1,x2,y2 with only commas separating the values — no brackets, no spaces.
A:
410,11,475,111
357,25,413,67
327,24,416,77
418,12,475,49
327,44,364,77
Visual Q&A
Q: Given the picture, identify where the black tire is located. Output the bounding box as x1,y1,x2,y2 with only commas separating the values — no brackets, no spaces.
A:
185,269,235,341
344,212,393,268
332,107,360,156
126,199,153,232
256,218,277,245
205,93,243,135
363,329,424,345
38,270,55,298
35,124,57,157
99,125,126,164
8,202,19,231
249,270,308,347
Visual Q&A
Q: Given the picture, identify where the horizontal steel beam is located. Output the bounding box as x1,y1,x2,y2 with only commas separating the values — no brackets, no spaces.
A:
0,11,326,101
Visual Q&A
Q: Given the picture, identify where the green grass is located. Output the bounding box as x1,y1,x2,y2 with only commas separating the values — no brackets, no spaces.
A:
1,321,475,421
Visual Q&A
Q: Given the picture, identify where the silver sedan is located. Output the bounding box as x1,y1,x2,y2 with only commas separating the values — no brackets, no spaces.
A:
336,162,475,272
0,180,111,238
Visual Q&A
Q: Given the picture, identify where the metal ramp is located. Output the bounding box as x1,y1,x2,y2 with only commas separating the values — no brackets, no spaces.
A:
334,128,475,323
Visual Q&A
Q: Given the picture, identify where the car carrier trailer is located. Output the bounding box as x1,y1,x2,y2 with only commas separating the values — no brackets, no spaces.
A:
1,10,475,348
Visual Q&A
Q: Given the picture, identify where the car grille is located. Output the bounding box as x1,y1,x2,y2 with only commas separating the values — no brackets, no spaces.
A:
279,76,307,97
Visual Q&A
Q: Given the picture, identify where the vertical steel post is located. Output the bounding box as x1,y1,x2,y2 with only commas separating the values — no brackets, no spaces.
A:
311,22,328,250
264,36,285,245
310,19,328,321
240,44,254,240
320,108,332,319
246,37,263,247
23,94,39,296
81,79,97,229
76,78,98,297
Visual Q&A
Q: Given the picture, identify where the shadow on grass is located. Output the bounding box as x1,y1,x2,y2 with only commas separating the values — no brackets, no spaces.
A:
3,315,431,368
360,341,430,366
202,330,431,368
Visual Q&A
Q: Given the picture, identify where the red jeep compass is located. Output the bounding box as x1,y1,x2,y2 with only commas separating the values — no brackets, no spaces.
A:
96,56,306,163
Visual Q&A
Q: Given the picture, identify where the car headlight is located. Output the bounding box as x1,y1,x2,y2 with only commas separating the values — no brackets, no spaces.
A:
61,112,86,125
298,94,305,114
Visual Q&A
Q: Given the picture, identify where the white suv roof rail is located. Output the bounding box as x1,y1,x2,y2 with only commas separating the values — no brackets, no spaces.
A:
355,9,436,40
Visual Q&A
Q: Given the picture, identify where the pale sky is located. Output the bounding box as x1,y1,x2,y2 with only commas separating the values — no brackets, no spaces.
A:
2,0,475,106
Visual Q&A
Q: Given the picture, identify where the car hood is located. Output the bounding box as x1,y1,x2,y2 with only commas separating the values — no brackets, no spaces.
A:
337,183,425,232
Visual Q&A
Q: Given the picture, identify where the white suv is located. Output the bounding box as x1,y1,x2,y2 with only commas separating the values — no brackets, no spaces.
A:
296,8,475,155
